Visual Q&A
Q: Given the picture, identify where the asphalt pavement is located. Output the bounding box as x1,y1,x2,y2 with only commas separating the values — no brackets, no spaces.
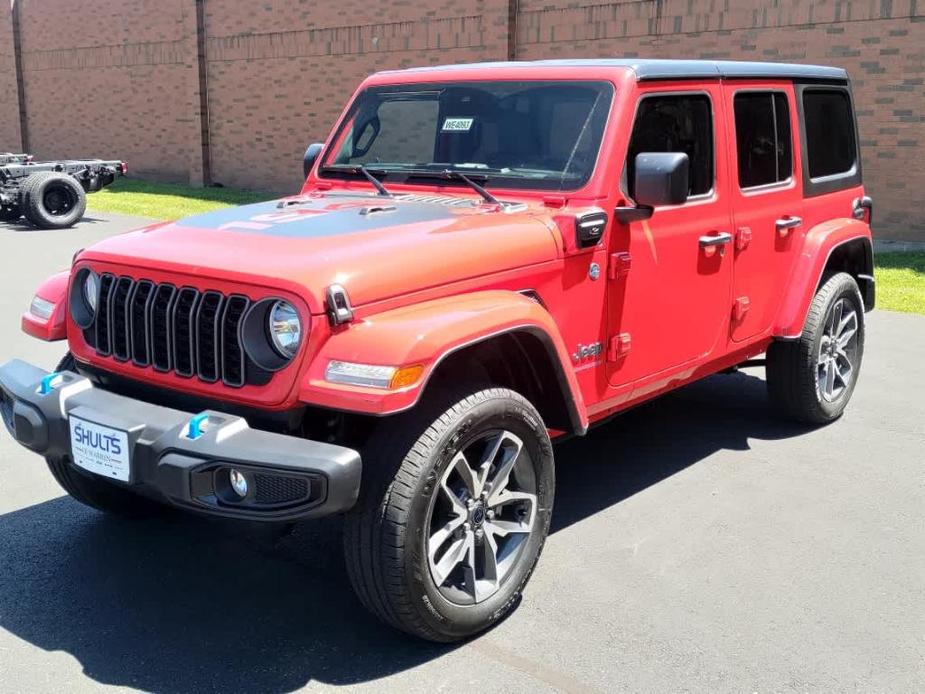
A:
1,213,923,693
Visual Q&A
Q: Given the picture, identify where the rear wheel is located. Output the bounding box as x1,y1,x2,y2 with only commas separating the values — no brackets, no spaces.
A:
766,272,865,423
344,386,554,641
45,353,164,518
21,172,87,229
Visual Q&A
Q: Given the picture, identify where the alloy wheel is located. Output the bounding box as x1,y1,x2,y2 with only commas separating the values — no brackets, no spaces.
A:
816,297,859,402
426,430,537,605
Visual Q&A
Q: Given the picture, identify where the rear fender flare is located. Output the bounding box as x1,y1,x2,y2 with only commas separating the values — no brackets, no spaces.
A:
773,218,873,338
21,270,70,341
299,290,589,432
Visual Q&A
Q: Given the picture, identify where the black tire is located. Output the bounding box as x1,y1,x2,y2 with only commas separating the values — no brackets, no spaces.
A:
45,353,164,519
0,205,21,222
344,386,555,642
21,172,87,229
766,272,865,424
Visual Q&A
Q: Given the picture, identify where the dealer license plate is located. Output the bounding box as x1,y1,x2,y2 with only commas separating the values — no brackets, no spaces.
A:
69,416,131,482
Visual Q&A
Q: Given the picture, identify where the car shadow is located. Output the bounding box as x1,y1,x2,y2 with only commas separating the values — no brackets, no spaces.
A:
0,215,110,232
0,369,812,691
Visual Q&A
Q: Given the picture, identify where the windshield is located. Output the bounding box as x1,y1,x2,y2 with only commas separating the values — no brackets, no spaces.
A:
320,80,614,191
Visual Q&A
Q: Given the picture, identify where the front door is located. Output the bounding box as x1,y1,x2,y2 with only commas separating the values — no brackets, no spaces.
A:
607,85,734,389
724,82,804,342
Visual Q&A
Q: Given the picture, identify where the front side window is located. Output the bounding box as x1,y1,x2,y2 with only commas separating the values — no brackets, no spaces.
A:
626,93,714,199
321,80,614,191
734,92,793,188
803,89,857,179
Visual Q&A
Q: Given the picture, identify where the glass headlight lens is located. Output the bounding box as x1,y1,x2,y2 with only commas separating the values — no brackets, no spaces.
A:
83,271,99,314
268,300,302,357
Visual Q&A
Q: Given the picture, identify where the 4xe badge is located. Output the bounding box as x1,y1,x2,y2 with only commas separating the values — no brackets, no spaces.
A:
572,341,603,363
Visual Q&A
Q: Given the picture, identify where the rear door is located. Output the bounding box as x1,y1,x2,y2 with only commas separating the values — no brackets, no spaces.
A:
724,82,804,342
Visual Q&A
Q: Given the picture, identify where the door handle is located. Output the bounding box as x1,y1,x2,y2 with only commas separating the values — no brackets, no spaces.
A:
775,216,802,237
699,232,733,257
699,232,733,247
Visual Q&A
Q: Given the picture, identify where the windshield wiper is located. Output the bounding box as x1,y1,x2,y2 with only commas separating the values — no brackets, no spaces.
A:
398,168,500,205
320,164,391,197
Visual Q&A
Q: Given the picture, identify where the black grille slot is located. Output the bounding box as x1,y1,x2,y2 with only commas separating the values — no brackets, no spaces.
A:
151,284,176,372
110,277,134,361
254,474,310,506
95,273,115,356
195,291,224,382
88,276,253,388
130,280,155,366
172,288,200,378
221,295,249,387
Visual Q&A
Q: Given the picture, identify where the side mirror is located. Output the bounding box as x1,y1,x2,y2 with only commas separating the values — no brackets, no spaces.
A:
633,152,690,207
303,142,324,179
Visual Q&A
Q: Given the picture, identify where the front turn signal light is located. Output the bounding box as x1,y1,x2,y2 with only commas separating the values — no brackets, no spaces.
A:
325,361,425,390
389,364,425,390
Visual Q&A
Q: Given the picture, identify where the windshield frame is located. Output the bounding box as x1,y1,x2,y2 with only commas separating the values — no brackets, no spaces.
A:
317,79,616,195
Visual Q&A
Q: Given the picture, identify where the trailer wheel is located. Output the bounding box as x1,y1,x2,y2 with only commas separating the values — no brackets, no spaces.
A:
21,172,87,229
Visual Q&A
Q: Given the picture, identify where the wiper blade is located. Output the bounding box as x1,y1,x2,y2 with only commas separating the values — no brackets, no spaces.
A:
398,168,500,205
320,164,391,197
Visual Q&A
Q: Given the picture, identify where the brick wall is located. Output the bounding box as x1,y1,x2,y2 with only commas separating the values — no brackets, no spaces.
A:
0,0,922,239
0,1,22,151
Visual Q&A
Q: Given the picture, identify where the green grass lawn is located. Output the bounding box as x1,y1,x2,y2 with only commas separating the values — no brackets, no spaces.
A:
875,251,925,315
86,178,272,220
87,179,925,317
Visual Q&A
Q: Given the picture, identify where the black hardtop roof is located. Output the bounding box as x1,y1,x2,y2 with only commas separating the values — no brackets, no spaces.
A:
380,58,848,82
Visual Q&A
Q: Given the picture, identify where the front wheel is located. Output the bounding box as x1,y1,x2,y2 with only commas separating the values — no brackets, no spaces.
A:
344,387,555,642
766,272,865,423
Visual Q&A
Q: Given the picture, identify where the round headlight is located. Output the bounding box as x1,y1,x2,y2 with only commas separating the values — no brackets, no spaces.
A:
83,271,99,314
268,300,302,358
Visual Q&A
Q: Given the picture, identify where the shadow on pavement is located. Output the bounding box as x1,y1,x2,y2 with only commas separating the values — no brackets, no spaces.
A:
0,215,110,232
0,369,811,691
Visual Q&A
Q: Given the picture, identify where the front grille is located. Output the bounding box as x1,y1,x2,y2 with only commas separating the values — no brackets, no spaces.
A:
88,274,251,387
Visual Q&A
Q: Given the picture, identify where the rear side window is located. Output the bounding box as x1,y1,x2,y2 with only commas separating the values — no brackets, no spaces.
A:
626,94,714,198
803,89,857,179
734,92,792,188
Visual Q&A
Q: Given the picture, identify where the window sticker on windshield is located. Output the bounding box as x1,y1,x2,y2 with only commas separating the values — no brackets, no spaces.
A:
442,117,474,132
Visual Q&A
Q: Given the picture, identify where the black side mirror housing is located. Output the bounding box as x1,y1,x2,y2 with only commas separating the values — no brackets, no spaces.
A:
633,152,690,207
303,142,324,179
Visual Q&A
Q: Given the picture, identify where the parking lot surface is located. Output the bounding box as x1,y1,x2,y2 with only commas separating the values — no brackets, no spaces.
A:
1,214,923,693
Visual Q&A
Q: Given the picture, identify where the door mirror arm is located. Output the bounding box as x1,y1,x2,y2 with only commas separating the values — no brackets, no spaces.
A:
614,205,653,224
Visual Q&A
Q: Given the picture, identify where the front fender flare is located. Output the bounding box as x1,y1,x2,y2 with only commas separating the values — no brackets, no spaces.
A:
774,218,872,338
21,270,70,341
299,290,588,432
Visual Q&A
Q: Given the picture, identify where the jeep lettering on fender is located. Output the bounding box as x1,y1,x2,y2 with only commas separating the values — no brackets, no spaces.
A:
0,59,874,642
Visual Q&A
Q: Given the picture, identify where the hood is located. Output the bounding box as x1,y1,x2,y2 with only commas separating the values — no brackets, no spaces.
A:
81,191,560,313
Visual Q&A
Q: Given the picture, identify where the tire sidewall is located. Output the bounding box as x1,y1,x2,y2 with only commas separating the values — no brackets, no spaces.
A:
807,275,865,419
24,174,87,228
403,392,554,639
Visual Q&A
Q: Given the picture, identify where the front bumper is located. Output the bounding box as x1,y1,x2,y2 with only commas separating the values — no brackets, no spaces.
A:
0,359,361,521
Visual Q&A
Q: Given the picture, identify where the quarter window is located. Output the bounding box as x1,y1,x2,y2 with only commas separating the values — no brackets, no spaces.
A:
626,94,714,199
734,92,792,188
803,89,857,179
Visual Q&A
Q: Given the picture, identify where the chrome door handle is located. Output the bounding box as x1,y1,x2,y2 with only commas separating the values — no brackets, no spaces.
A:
699,232,733,247
775,216,802,236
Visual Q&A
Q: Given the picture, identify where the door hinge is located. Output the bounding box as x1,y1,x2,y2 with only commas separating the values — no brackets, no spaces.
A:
608,252,632,280
733,296,750,322
735,226,752,252
607,333,632,362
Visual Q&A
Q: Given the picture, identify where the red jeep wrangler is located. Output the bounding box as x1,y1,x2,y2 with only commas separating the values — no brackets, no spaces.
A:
1,59,874,641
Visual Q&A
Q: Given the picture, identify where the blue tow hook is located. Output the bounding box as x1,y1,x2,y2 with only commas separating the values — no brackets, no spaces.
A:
186,412,210,440
38,372,64,395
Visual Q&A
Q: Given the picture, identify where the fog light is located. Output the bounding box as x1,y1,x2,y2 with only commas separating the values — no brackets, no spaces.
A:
229,469,248,499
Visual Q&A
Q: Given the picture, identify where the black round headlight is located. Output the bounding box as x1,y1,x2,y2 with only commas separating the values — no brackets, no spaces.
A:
267,300,302,358
70,267,100,329
240,298,306,372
